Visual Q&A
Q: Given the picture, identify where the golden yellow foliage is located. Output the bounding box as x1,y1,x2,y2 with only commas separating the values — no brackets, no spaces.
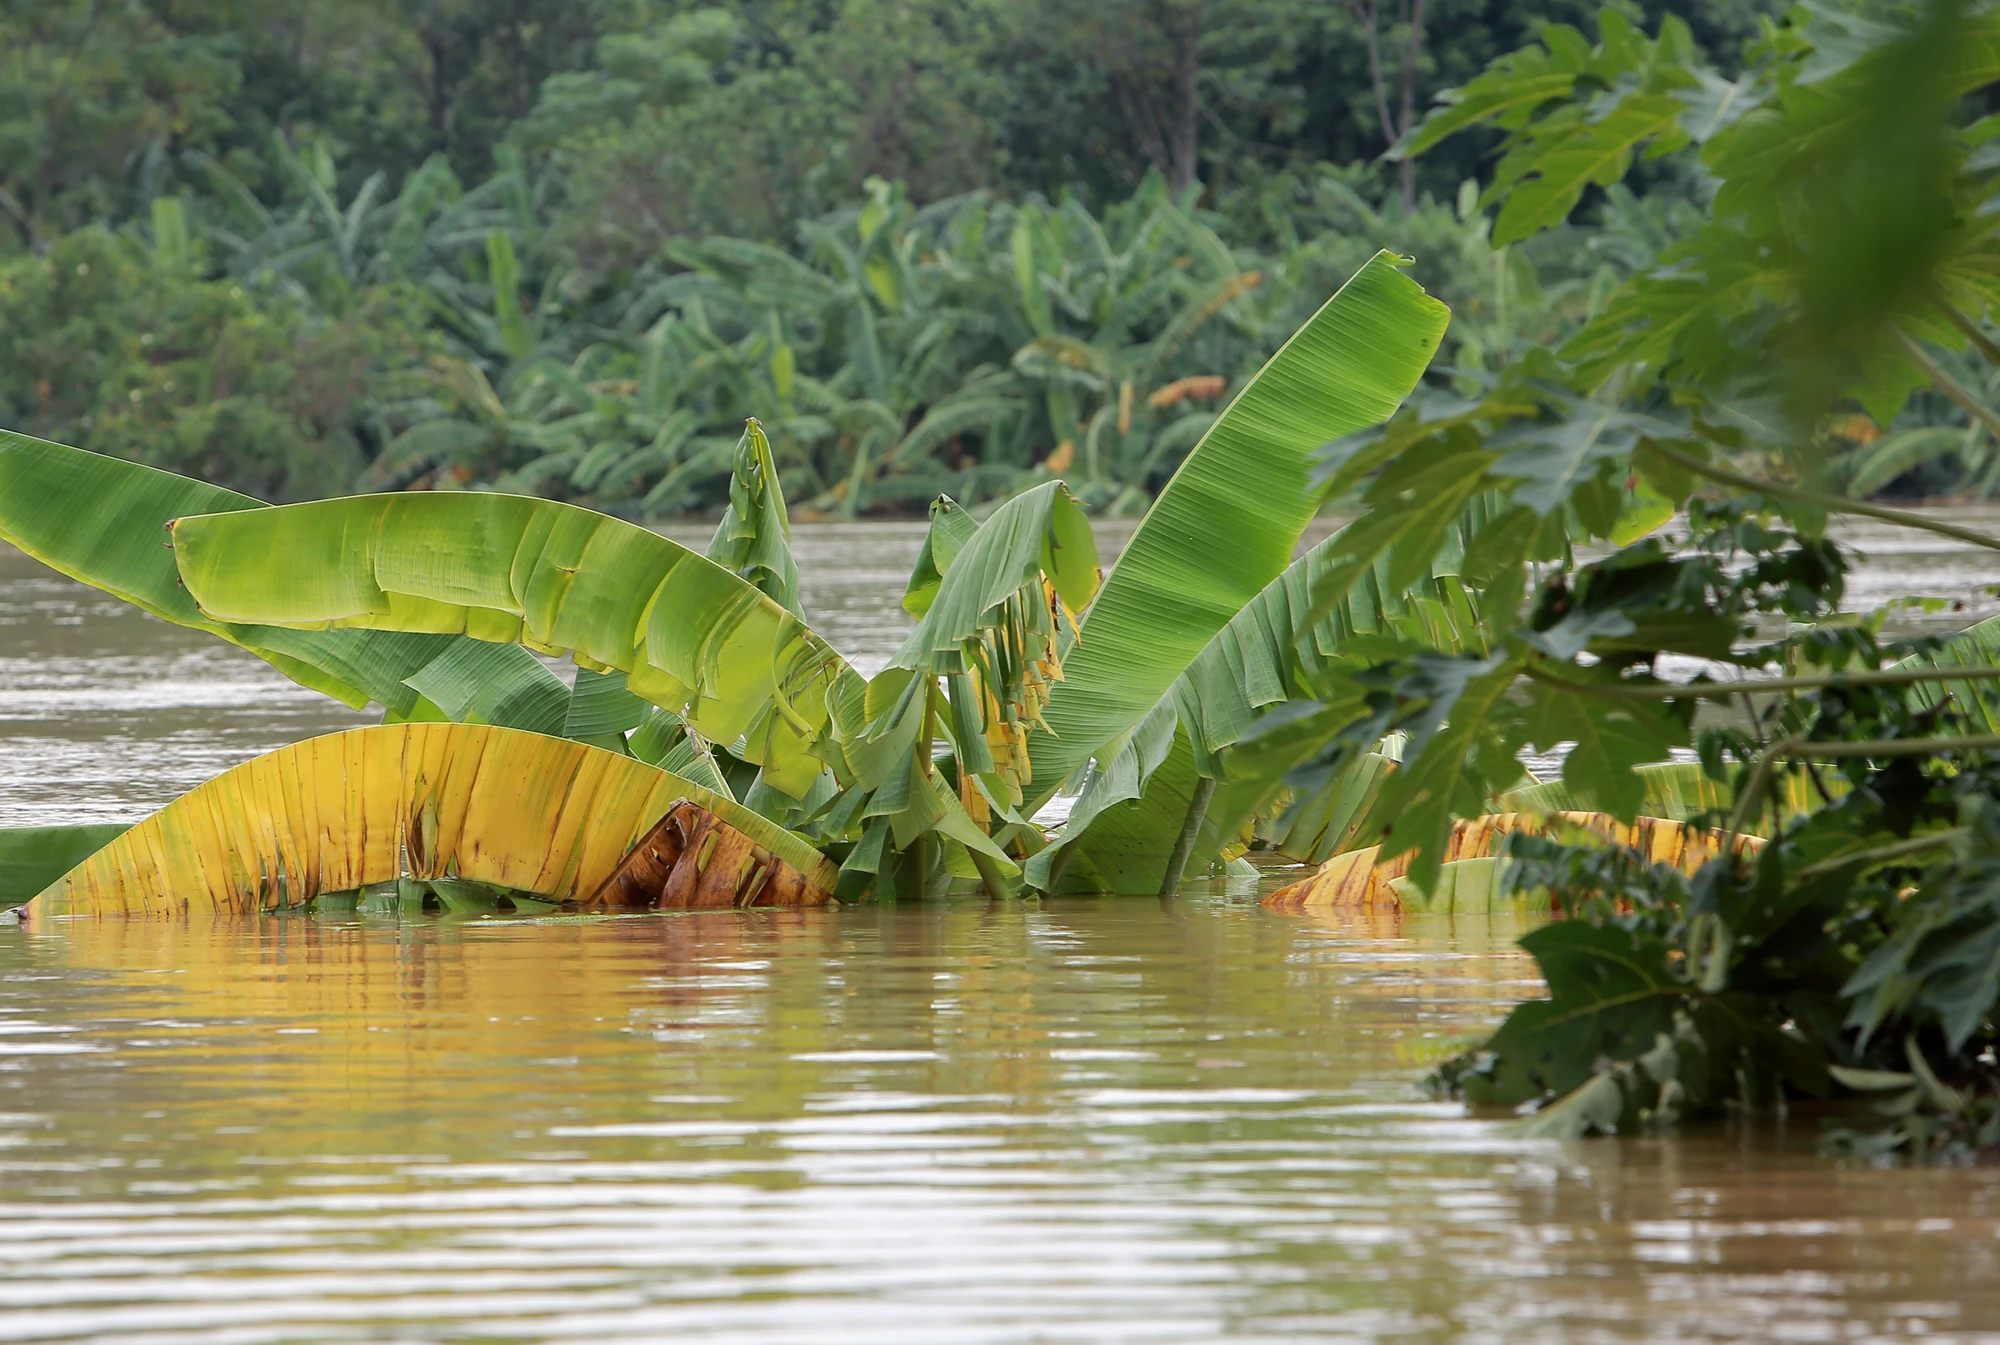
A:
1262,811,1764,915
28,723,837,919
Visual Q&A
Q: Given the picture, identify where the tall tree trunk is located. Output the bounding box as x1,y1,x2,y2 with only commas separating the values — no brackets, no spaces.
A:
424,33,455,147
1116,1,1205,195
0,185,31,251
1168,2,1203,196
1349,0,1428,212
1398,0,1426,213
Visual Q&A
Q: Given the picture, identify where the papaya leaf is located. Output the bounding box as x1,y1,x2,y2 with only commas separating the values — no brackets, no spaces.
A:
1524,678,1689,823
1463,920,1682,1108
1372,656,1527,896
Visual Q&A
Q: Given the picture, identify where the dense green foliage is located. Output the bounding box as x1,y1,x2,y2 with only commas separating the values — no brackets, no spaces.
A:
0,0,1780,509
1269,0,2000,1158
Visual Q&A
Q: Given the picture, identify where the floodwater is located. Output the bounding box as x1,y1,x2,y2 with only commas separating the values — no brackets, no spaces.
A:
1,511,2000,1342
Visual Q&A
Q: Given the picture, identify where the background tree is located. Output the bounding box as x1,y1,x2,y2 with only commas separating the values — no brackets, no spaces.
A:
1345,0,1427,211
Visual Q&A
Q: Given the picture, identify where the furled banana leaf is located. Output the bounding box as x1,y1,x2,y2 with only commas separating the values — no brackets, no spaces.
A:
1022,251,1450,806
171,493,856,797
25,723,836,918
0,824,128,909
1031,520,1480,893
706,418,804,619
0,430,469,715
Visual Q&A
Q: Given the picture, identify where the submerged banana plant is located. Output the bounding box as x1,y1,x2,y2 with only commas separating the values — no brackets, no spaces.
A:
835,480,1101,898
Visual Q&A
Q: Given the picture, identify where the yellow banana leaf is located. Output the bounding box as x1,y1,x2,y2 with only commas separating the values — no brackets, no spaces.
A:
1262,810,1765,915
26,723,837,919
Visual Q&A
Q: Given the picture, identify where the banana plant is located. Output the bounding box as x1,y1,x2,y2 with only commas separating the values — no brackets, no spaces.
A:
5,249,1453,906
0,427,781,906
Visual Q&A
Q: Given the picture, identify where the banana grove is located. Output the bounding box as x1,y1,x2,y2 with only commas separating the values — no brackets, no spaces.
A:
0,250,1454,915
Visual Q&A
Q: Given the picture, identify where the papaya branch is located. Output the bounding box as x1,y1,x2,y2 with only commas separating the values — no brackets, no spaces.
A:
1641,438,2000,554
1896,330,2000,445
1523,662,2000,700
1764,733,2000,759
1728,732,2000,839
1794,829,1970,882
1932,299,2000,373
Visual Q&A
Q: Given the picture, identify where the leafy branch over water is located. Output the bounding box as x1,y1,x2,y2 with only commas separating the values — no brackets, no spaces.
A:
1339,0,2000,1155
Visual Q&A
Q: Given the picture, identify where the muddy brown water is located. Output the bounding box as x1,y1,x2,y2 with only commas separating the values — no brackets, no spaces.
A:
2,512,1999,1342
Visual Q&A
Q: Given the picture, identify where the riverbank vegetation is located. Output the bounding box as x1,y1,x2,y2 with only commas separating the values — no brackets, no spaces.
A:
2,0,1783,513
1314,0,2000,1157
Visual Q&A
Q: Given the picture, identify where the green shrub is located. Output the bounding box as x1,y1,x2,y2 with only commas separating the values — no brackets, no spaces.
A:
0,228,435,500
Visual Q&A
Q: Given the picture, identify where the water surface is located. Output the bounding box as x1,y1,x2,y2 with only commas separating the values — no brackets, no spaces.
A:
6,907,2000,1342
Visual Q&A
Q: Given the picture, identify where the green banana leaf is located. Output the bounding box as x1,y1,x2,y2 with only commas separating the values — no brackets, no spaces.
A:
1494,762,1719,819
0,431,592,736
1910,613,2000,732
902,495,988,620
0,824,129,909
172,491,854,798
1842,426,1975,499
1266,749,1399,864
403,638,570,736
0,430,462,715
630,708,734,797
1388,857,1548,916
1032,521,1480,893
564,668,651,745
1022,250,1450,807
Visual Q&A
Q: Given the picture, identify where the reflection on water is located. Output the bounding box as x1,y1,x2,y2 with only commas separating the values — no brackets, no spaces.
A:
5,903,1999,1342
5,511,2000,1339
